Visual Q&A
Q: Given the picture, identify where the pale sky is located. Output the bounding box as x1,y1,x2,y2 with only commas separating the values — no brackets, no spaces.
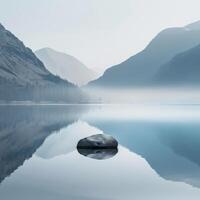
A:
1,0,200,72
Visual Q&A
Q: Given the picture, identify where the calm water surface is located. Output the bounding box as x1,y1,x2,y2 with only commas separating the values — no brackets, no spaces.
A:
1,105,200,199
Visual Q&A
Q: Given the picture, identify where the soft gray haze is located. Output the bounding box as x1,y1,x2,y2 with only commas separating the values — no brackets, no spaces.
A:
1,0,200,72
35,48,98,86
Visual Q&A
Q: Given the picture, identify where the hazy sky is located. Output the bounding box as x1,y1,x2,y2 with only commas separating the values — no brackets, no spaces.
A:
1,0,200,72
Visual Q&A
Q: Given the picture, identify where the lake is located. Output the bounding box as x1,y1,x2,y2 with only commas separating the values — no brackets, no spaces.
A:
1,104,200,199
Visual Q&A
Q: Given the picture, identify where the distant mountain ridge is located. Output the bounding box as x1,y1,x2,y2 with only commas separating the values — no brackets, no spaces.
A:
88,20,200,87
35,48,98,86
154,44,200,86
0,23,82,102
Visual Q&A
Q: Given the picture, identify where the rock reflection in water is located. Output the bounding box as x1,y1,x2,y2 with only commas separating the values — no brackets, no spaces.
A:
77,148,118,160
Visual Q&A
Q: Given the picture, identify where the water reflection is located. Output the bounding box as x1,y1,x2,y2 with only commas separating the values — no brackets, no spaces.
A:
77,148,118,160
0,105,88,183
36,121,104,159
1,105,200,199
87,119,200,188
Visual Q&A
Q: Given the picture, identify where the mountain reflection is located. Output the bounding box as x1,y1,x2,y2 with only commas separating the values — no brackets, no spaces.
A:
1,104,200,191
0,105,88,184
88,120,200,188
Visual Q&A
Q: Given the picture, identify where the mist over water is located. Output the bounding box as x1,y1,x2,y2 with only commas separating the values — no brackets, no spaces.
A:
84,87,200,104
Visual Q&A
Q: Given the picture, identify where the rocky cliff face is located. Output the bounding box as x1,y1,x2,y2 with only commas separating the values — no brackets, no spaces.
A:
0,23,49,86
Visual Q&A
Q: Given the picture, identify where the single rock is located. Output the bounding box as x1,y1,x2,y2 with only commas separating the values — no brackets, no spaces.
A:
77,148,118,160
77,134,118,149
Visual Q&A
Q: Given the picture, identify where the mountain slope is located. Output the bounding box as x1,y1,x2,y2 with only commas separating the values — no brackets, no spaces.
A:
89,21,200,87
35,48,97,86
154,44,200,86
0,23,81,102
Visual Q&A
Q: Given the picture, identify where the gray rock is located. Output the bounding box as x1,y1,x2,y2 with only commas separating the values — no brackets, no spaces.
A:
77,134,118,149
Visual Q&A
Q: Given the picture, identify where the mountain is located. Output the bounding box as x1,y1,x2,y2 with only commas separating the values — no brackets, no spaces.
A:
154,44,200,86
35,48,97,86
0,23,82,102
88,21,200,87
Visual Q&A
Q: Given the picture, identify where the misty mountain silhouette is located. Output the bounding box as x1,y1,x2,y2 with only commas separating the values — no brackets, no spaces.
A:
154,44,200,86
35,48,98,86
89,20,200,87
